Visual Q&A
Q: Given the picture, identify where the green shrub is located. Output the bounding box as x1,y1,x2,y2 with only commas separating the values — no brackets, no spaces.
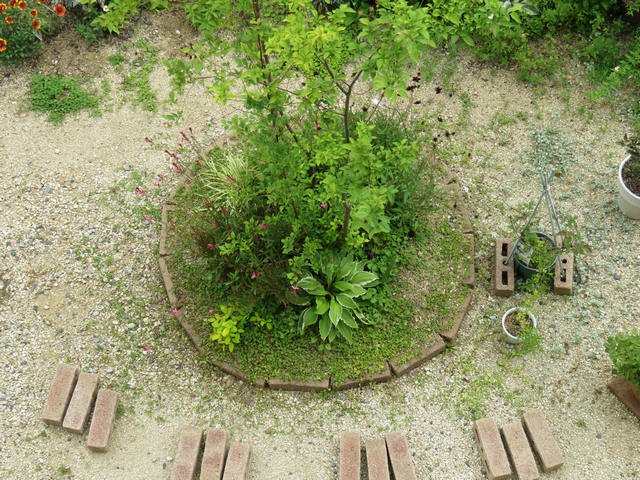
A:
28,74,100,124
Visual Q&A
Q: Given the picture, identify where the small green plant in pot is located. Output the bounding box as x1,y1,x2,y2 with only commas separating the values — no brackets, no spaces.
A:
288,250,378,346
605,329,640,400
513,228,557,280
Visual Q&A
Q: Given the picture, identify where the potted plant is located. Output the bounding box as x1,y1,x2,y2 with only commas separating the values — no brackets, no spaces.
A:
605,329,640,400
502,307,538,344
616,132,640,219
501,272,546,352
513,228,557,280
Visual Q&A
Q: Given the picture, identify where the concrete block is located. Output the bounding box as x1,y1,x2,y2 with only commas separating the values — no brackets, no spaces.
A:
159,205,175,257
331,363,391,391
389,335,445,377
171,425,203,480
201,429,228,480
494,239,514,297
472,418,511,480
462,233,475,287
501,422,539,480
609,376,640,422
385,431,416,480
267,377,329,392
522,409,564,473
440,293,473,342
365,438,390,480
42,364,79,426
62,372,100,434
339,432,360,480
554,253,574,295
87,389,119,452
222,442,251,480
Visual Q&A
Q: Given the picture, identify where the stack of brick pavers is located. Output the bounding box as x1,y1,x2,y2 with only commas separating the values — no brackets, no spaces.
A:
473,410,564,480
41,363,118,452
340,430,417,480
170,426,251,480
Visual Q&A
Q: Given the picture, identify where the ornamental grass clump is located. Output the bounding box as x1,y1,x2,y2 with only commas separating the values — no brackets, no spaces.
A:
0,0,65,65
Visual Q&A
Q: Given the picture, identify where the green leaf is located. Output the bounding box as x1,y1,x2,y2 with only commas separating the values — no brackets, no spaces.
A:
333,281,354,292
289,291,312,305
329,297,343,326
303,307,319,328
349,271,378,286
337,322,353,342
341,308,358,328
298,276,322,292
319,313,331,341
341,285,367,298
328,325,338,342
315,296,330,315
336,293,358,309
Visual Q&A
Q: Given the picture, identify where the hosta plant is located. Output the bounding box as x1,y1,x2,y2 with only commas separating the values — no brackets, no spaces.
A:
289,251,378,343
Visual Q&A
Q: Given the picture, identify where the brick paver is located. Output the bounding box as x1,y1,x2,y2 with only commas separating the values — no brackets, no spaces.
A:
522,409,564,473
62,372,100,434
87,389,119,452
339,432,360,480
222,442,251,480
501,422,539,480
472,418,511,480
440,294,473,342
201,428,228,480
171,425,203,480
385,431,416,480
267,378,329,392
389,335,445,377
608,376,640,422
365,438,390,480
42,363,79,426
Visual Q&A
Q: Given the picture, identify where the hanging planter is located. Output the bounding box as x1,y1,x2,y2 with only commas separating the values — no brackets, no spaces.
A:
513,231,557,280
502,307,537,345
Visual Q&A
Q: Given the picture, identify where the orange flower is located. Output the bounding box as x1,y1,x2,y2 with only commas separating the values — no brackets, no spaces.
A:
0,3,6,13
17,0,26,10
30,8,37,16
0,38,6,52
5,15,13,23
8,0,16,7
53,4,64,15
31,19,40,29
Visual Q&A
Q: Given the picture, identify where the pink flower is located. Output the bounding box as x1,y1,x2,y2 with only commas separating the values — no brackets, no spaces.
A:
144,215,151,222
291,285,299,291
251,272,261,279
209,308,214,312
173,164,181,172
226,175,236,183
153,181,160,187
135,187,145,196
315,123,321,132
321,202,327,209
173,153,179,159
176,142,182,147
197,159,202,165
260,223,268,229
222,207,228,213
207,244,215,250
143,346,152,352
172,308,178,313
211,222,217,227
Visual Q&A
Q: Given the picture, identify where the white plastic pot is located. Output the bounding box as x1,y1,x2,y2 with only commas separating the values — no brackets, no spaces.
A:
618,155,640,219
502,307,537,345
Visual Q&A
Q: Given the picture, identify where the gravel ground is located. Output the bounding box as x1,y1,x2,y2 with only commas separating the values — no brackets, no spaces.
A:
1,9,640,480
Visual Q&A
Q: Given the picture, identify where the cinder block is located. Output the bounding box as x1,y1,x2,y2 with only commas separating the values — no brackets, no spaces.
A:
389,335,445,377
339,432,360,480
440,293,473,342
87,389,119,452
159,205,175,257
501,422,539,480
522,410,564,473
472,418,511,480
267,378,329,392
494,239,514,297
331,363,391,390
366,438,390,480
201,429,228,480
554,253,574,295
42,364,79,426
171,425,203,480
462,233,475,287
222,442,251,480
385,431,416,480
62,372,100,434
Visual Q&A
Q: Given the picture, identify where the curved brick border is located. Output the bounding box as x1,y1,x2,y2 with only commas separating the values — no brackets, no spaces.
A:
158,144,475,390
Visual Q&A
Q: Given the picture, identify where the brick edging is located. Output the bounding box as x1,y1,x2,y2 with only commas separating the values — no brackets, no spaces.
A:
159,147,474,389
